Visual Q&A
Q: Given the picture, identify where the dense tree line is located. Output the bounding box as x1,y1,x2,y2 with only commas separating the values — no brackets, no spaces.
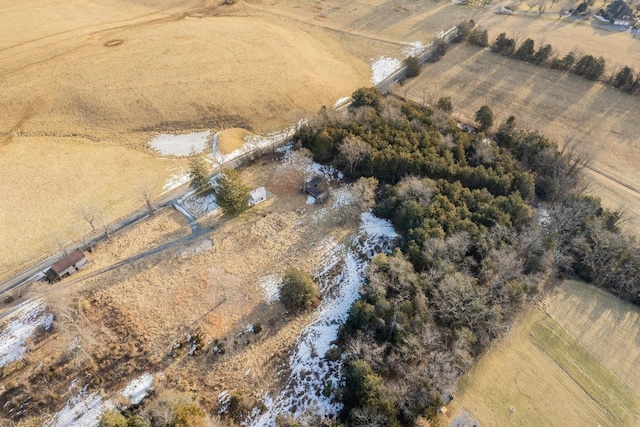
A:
295,88,640,425
295,90,553,425
495,118,640,304
454,21,640,95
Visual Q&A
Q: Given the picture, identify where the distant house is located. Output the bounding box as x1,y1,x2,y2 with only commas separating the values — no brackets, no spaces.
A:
601,0,637,25
248,186,267,206
304,176,329,204
45,250,93,282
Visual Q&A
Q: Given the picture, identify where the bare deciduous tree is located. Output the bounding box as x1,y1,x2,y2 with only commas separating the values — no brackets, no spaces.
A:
136,183,155,214
338,136,372,177
76,204,101,231
276,148,313,191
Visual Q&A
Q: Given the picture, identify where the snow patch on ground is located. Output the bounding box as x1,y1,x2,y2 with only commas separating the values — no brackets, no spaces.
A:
45,388,113,427
150,131,211,156
330,186,354,210
0,300,53,369
181,192,219,218
259,275,281,304
162,171,190,192
218,390,231,414
403,41,425,57
333,97,351,108
370,56,401,84
310,162,343,181
121,373,154,406
249,213,398,425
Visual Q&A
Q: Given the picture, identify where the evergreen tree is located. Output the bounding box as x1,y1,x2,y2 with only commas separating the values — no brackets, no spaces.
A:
212,170,250,215
533,44,552,65
468,27,489,47
404,56,421,78
188,152,211,192
613,66,635,91
493,32,515,56
514,38,536,62
475,105,494,132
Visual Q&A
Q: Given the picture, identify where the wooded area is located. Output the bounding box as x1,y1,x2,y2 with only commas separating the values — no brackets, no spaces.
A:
294,88,640,426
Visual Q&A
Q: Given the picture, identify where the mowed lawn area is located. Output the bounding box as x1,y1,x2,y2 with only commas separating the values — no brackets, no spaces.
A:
445,280,640,426
405,43,640,235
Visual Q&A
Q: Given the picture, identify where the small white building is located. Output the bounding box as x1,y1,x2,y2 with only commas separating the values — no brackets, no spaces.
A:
248,187,267,207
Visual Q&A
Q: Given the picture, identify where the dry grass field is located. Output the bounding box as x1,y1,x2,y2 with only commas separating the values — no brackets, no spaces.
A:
0,0,478,277
1,159,359,422
405,43,640,234
478,7,640,69
217,128,252,155
445,280,640,427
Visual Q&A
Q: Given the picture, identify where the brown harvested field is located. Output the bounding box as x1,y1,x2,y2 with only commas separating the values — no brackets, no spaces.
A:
0,0,478,276
445,280,640,427
478,10,640,69
404,43,640,234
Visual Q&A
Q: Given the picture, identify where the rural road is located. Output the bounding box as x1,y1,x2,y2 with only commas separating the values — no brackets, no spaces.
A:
0,133,291,297
0,6,494,297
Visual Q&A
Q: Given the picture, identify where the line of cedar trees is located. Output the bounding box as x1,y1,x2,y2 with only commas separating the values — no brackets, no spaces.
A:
295,87,640,425
455,20,640,94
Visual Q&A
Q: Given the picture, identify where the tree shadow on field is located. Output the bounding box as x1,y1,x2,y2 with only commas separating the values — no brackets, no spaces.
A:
552,283,640,388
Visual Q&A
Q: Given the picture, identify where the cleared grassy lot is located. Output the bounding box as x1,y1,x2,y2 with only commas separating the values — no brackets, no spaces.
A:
446,281,640,426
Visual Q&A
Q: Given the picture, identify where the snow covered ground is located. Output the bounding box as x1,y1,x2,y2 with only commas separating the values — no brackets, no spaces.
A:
46,374,155,426
249,213,398,426
149,131,211,156
403,41,425,57
258,275,281,304
212,125,298,165
333,96,351,108
45,389,114,427
180,191,219,218
0,300,53,369
162,170,190,193
121,373,154,406
370,56,401,85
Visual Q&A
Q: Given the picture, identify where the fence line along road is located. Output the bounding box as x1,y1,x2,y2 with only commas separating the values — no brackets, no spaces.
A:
1,26,459,296
0,133,292,296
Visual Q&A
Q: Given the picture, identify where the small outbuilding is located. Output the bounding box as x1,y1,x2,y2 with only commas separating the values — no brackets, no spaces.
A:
248,186,267,207
304,176,329,204
45,250,93,282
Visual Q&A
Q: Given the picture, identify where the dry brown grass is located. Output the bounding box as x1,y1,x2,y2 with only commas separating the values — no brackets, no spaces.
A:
405,43,640,234
546,280,640,397
217,128,252,155
4,0,455,275
2,160,359,421
445,280,640,427
0,136,185,276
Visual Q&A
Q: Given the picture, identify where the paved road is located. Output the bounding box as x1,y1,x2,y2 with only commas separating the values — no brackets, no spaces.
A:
0,134,291,297
0,19,469,297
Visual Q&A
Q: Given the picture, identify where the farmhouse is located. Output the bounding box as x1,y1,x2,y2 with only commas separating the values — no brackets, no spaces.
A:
248,186,267,206
601,0,637,26
304,176,329,204
45,249,93,282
